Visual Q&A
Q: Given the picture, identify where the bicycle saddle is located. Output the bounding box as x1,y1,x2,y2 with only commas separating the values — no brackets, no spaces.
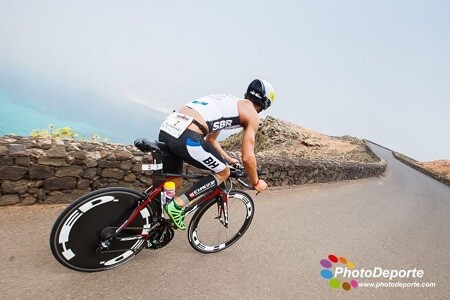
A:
134,139,169,153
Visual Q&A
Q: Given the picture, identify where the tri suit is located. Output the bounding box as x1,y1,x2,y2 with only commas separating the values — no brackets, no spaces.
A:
158,94,241,177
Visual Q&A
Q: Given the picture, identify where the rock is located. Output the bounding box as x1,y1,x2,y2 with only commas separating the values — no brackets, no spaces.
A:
0,158,14,166
47,145,67,158
120,161,132,171
37,157,69,167
123,173,136,183
133,164,143,173
115,150,133,161
86,151,101,160
302,140,321,147
0,166,27,180
28,188,40,195
34,180,44,187
37,139,52,150
8,144,29,157
98,160,121,168
20,194,37,205
28,164,54,179
139,177,152,186
77,178,91,190
0,145,8,156
15,157,31,166
44,191,67,204
28,148,46,158
66,144,81,151
74,151,86,160
44,177,77,190
83,168,97,179
37,190,47,202
55,166,84,177
0,194,20,205
92,180,101,189
100,150,110,159
53,139,65,146
84,158,98,168
1,180,29,194
101,168,125,179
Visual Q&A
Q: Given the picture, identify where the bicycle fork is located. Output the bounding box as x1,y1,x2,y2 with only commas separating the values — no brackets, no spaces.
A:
215,194,229,228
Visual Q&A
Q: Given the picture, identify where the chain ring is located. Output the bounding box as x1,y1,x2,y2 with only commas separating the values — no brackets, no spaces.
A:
146,226,174,249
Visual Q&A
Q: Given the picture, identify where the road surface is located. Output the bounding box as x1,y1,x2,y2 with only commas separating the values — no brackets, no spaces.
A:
0,143,449,299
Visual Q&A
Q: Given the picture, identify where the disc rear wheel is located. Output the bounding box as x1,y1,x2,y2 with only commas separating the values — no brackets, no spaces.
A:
50,188,156,272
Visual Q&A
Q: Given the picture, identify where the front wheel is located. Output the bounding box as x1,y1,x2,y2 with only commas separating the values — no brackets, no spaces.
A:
188,190,254,253
49,187,157,272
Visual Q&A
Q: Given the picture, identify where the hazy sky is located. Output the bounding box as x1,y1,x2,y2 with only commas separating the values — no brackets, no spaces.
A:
1,0,449,161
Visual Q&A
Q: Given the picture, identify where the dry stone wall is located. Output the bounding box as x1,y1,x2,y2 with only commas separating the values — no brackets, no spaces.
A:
256,153,386,186
0,136,153,205
0,136,386,206
392,152,450,187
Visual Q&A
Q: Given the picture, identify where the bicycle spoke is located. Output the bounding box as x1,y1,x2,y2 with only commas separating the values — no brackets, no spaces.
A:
188,190,254,253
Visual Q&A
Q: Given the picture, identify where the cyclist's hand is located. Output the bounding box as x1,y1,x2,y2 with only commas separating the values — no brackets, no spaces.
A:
228,158,239,165
253,179,268,192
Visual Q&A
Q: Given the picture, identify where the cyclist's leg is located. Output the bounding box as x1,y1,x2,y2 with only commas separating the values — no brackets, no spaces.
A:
159,129,230,229
158,132,184,189
175,132,230,205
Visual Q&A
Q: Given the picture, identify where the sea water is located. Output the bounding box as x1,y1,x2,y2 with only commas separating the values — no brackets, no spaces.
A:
0,91,163,144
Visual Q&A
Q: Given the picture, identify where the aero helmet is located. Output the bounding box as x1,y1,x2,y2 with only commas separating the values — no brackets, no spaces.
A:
245,79,276,110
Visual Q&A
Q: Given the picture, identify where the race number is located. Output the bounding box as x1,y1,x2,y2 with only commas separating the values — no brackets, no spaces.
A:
160,113,194,138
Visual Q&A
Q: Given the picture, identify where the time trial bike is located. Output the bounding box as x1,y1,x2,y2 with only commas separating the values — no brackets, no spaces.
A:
49,138,258,272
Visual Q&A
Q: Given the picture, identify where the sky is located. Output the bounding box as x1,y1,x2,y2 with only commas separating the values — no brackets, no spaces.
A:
0,0,449,161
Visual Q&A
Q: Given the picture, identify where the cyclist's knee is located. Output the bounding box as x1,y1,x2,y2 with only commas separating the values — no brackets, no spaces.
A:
215,166,230,183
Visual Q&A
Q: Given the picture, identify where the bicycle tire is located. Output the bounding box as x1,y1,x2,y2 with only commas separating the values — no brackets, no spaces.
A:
49,187,157,272
187,190,254,253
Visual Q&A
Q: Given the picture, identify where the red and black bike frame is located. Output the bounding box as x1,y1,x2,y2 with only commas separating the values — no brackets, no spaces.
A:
114,174,229,238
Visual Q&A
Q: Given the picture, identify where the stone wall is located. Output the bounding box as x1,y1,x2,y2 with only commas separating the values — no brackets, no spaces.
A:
0,136,153,205
392,152,450,187
256,152,386,187
0,136,386,206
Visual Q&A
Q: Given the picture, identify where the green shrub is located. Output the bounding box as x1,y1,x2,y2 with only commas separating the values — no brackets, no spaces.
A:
30,125,108,142
30,125,78,139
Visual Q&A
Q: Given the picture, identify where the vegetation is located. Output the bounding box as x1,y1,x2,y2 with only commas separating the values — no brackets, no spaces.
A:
29,125,107,142
30,125,78,139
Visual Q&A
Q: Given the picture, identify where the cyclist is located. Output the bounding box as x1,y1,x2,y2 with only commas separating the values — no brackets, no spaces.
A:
158,79,276,230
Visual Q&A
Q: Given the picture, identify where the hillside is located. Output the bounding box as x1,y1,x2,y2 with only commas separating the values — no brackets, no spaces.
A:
419,160,450,180
221,116,377,163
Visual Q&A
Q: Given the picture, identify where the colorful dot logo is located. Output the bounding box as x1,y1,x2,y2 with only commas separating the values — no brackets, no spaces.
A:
320,254,358,291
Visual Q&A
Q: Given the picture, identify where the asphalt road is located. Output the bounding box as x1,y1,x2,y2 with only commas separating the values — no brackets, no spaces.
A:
0,143,449,300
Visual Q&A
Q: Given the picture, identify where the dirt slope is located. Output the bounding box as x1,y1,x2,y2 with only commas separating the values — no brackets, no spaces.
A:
221,116,377,163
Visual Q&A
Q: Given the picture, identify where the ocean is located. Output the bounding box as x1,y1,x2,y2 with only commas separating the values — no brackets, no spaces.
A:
0,91,165,145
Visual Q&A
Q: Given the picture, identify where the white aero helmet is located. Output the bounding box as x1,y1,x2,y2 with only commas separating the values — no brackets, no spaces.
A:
244,79,276,110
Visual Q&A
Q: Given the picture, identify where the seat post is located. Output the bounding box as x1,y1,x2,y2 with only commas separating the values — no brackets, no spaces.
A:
151,151,164,175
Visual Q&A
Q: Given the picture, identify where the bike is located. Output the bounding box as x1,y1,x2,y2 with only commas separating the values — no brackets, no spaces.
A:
49,138,258,272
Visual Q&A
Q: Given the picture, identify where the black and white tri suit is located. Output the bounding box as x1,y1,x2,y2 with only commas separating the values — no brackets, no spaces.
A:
158,94,241,174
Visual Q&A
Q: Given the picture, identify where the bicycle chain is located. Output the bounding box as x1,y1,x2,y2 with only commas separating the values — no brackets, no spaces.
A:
99,245,145,254
98,226,166,254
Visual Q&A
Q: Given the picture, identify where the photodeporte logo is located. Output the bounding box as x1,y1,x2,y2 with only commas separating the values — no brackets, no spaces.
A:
320,254,358,291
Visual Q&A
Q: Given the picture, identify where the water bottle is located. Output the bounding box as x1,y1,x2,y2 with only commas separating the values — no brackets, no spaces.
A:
163,181,176,204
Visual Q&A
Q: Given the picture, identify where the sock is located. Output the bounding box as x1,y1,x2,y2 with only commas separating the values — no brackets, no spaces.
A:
172,201,182,210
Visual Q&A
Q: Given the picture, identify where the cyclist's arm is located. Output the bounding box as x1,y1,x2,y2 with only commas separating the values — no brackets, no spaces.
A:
239,101,261,186
238,100,268,192
241,124,259,186
205,131,238,164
